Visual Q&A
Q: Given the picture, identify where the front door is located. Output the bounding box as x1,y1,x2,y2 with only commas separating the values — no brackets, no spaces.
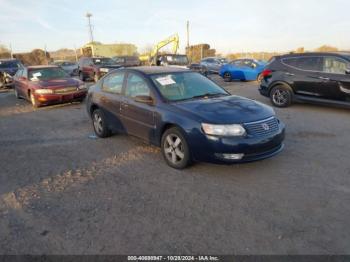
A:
99,71,126,132
317,56,350,101
282,56,323,96
120,72,156,142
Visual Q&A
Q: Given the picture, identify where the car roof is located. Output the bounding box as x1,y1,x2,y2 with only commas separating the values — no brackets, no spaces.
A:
280,52,350,58
126,66,189,75
0,58,20,62
27,65,59,69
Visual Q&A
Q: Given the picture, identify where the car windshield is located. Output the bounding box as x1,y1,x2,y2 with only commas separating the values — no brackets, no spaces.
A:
93,58,115,65
151,72,229,101
218,58,228,64
28,67,69,81
165,55,188,65
0,60,21,68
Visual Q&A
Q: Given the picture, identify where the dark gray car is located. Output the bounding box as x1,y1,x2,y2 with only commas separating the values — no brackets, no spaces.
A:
53,60,78,76
200,57,228,74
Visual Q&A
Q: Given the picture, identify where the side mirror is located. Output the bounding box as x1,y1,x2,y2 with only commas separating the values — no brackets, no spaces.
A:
345,69,350,75
134,95,154,105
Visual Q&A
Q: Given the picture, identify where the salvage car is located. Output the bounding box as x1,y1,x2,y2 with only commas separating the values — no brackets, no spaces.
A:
0,59,23,88
200,57,228,74
13,65,87,107
259,52,350,108
219,59,266,82
112,56,141,67
78,57,122,82
86,67,285,169
52,60,78,76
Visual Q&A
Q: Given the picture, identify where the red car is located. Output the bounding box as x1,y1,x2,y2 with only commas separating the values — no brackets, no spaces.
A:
13,65,87,107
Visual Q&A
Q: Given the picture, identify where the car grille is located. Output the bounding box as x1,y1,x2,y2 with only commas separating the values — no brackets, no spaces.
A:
244,117,279,137
54,87,78,94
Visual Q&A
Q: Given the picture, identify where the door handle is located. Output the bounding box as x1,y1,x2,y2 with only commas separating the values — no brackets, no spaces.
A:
319,76,330,81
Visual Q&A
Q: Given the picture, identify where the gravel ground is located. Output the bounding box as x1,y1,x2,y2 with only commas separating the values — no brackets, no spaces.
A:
0,76,349,254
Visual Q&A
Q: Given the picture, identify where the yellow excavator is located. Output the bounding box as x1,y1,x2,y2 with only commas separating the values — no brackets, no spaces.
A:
139,34,180,65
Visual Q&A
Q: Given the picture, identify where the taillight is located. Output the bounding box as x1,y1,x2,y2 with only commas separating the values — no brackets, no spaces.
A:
261,69,272,77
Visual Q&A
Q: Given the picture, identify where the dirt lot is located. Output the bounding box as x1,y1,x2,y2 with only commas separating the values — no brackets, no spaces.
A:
0,76,349,254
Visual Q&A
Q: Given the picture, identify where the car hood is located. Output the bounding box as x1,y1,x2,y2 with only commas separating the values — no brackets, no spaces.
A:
97,65,122,69
31,78,82,88
173,95,275,124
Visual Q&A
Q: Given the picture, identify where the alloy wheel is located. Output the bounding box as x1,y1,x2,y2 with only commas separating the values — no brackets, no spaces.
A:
223,72,231,82
163,134,185,165
93,112,104,135
272,89,288,106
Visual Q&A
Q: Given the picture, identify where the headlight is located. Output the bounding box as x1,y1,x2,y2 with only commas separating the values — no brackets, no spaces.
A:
202,123,246,137
78,83,87,90
35,89,53,94
99,68,109,73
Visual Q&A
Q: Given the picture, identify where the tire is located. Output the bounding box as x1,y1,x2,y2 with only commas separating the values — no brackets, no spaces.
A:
79,71,85,81
257,73,262,83
14,87,21,99
270,85,293,108
94,73,99,83
30,92,40,108
223,72,232,82
92,109,111,138
161,127,191,169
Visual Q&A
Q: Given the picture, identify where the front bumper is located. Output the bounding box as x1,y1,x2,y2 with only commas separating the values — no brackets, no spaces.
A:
190,122,285,164
34,90,87,105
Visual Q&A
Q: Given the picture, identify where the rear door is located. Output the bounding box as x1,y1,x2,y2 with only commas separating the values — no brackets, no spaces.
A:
317,56,350,101
16,68,29,97
99,71,126,132
120,72,156,142
281,56,323,96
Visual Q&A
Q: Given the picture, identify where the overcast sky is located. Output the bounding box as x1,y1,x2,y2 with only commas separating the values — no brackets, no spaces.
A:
0,0,349,54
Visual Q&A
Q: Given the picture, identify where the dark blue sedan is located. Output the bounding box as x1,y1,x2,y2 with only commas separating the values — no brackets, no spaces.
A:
86,67,285,169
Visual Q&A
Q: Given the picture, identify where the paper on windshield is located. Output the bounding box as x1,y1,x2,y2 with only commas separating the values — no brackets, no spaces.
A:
155,75,176,86
30,72,42,81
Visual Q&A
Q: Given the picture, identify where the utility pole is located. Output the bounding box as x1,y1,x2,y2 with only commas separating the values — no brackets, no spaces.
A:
9,44,13,59
86,12,94,43
186,20,190,49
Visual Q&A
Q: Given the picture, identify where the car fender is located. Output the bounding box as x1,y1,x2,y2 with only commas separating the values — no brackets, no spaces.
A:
269,81,295,96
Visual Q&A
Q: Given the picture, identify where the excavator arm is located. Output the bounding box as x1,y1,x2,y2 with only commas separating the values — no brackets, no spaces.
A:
139,34,179,64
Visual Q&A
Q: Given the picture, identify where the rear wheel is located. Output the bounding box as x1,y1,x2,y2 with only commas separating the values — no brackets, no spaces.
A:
270,85,293,107
161,127,191,169
223,72,232,82
92,109,111,138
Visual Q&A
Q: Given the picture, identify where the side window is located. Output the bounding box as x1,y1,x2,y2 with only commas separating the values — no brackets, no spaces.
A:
283,57,322,71
125,73,150,98
102,72,125,94
323,57,349,74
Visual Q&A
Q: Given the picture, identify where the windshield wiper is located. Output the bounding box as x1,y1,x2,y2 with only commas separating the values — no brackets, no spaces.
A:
189,93,228,100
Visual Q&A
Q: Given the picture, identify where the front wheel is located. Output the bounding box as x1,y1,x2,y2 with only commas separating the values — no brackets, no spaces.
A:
223,72,232,82
92,109,111,138
79,71,85,81
14,87,21,99
30,92,40,108
270,85,293,108
161,127,191,169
